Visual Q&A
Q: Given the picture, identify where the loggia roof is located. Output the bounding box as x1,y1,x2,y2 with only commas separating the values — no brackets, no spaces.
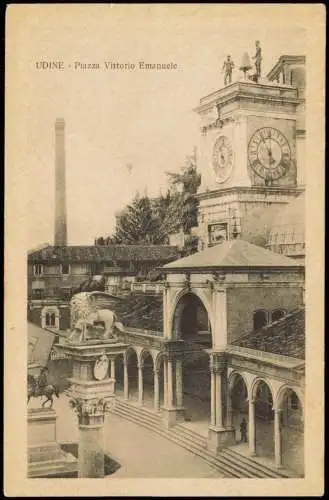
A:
162,239,304,272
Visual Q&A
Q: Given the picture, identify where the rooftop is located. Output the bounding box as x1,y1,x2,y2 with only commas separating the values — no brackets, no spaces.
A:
162,239,303,271
231,307,305,360
28,322,57,366
28,245,180,263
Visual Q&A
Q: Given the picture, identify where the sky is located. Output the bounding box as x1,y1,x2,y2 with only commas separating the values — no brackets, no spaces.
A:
8,5,307,249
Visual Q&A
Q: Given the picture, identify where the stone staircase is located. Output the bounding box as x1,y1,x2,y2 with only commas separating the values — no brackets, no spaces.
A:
110,398,291,478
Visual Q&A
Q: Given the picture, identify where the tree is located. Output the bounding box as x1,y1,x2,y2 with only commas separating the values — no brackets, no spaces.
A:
166,153,201,235
113,194,168,245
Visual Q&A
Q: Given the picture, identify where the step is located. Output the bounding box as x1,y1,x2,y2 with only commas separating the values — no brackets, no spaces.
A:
111,408,240,477
112,407,258,478
221,448,289,478
110,403,283,479
112,405,162,431
175,424,207,445
171,426,269,478
172,425,207,448
114,401,162,425
216,450,272,479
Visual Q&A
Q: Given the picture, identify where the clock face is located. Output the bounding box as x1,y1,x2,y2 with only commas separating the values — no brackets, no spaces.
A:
93,355,109,381
248,127,291,181
212,136,234,183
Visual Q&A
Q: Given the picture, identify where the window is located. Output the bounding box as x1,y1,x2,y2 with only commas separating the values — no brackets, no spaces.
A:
92,263,104,275
43,264,61,275
208,223,228,246
253,310,268,331
32,288,44,300
290,392,299,410
71,264,89,275
45,312,56,327
41,306,59,331
61,263,70,275
34,264,43,276
62,287,72,300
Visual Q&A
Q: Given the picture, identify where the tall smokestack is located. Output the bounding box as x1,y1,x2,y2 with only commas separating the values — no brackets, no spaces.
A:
54,118,67,246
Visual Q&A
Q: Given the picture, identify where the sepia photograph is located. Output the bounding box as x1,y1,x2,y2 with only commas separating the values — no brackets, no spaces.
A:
4,4,324,497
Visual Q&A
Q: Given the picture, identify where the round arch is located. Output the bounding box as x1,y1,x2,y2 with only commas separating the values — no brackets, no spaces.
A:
154,352,166,373
140,348,155,369
250,377,275,404
125,346,139,362
274,384,304,415
228,370,250,399
170,289,213,342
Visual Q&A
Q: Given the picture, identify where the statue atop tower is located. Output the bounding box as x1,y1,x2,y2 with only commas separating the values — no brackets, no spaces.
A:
222,55,235,86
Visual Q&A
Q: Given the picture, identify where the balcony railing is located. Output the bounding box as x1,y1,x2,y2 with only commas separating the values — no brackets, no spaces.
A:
226,344,304,368
130,282,164,294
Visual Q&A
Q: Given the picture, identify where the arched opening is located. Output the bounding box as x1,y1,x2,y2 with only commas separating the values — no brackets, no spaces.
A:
279,388,304,475
45,313,51,327
126,349,138,402
173,293,211,342
172,293,212,428
253,309,268,331
254,380,274,459
229,373,249,441
50,312,56,326
141,351,154,409
271,309,285,323
42,307,59,330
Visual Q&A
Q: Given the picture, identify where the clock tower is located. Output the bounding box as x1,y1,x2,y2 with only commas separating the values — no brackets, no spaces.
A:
194,55,305,250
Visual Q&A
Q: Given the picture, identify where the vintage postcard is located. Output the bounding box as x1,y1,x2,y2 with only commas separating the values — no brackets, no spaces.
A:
4,4,325,497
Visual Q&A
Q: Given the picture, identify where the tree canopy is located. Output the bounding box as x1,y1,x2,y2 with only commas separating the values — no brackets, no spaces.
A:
95,152,201,250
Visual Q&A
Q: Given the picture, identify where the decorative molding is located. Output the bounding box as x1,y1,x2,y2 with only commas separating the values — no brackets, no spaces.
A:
69,396,113,424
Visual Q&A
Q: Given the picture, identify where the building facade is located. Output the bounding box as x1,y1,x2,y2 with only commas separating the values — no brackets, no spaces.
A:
27,244,179,331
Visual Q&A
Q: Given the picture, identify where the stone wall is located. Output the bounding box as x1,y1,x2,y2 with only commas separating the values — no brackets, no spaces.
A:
226,286,303,343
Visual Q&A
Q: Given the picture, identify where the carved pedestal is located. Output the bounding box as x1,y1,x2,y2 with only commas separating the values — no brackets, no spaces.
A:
207,425,236,454
28,408,78,478
55,340,127,478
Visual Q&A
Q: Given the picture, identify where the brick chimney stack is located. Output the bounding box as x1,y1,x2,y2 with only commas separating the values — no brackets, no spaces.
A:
54,118,67,246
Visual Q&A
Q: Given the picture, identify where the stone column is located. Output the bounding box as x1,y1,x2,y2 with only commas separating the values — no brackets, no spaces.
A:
167,359,174,408
274,409,283,468
210,369,216,427
226,387,233,427
163,359,168,407
123,356,129,400
215,371,223,429
175,359,183,408
154,369,160,411
110,358,115,379
76,399,107,478
248,399,256,456
138,363,143,406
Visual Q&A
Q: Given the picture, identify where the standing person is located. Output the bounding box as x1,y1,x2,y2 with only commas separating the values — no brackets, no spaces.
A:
240,417,248,443
222,55,235,86
252,40,262,81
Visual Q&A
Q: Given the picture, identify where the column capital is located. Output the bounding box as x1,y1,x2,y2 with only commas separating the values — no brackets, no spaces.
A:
69,396,112,425
209,352,227,373
273,407,283,414
163,280,170,290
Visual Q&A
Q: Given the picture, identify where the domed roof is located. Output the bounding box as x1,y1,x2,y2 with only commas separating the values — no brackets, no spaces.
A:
240,204,282,248
266,193,305,259
239,193,305,260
